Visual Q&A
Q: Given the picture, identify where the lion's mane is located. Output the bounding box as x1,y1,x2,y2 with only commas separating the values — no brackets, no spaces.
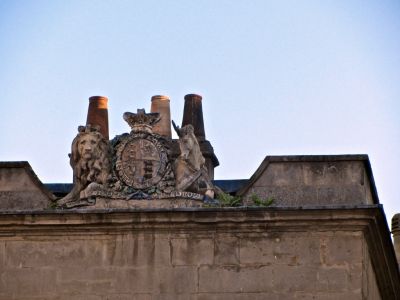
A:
70,126,111,188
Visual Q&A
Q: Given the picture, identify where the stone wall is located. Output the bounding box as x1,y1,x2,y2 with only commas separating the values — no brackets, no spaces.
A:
0,207,396,300
363,241,381,299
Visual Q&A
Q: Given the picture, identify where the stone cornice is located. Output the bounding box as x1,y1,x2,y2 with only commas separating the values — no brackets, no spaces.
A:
0,205,390,232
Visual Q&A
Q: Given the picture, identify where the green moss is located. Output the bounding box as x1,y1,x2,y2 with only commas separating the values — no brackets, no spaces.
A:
216,192,243,207
250,193,274,207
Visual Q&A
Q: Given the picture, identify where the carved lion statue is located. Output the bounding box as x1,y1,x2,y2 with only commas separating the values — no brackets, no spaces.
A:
58,125,111,205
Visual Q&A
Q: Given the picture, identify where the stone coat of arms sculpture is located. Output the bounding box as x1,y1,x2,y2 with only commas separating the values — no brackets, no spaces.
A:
58,108,216,208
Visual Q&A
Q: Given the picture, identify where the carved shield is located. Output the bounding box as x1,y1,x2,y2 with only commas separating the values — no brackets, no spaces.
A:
115,133,168,190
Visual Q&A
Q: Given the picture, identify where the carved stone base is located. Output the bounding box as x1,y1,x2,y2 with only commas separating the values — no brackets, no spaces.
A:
62,196,205,209
94,197,204,209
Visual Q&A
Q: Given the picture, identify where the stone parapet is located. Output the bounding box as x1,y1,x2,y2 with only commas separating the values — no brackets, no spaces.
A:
0,161,54,210
238,155,378,206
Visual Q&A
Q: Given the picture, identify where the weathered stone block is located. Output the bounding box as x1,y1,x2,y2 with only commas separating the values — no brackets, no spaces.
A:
98,295,151,300
59,295,101,300
302,162,363,187
321,233,363,265
214,236,239,265
296,235,321,265
240,233,305,266
103,233,170,267
171,238,214,266
348,263,363,292
341,185,366,204
56,267,118,295
154,266,198,294
112,267,156,293
316,267,349,292
253,163,305,187
0,268,57,296
4,239,103,268
246,186,321,207
199,265,273,292
364,251,381,299
0,243,4,269
152,294,197,300
317,186,365,205
290,292,362,300
196,293,280,300
273,266,317,292
86,281,117,295
0,296,59,300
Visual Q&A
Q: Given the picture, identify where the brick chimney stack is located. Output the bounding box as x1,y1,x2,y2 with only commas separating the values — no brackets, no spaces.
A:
150,95,172,138
86,96,109,140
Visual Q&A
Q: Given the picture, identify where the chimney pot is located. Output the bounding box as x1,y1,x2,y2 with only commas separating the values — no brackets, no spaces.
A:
86,96,109,140
150,95,172,138
182,93,205,140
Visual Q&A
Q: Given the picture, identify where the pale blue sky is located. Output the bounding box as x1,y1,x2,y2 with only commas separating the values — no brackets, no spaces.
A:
0,1,399,220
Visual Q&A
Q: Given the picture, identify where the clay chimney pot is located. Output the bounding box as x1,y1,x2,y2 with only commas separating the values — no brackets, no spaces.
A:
150,95,172,138
86,96,109,140
182,93,205,140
